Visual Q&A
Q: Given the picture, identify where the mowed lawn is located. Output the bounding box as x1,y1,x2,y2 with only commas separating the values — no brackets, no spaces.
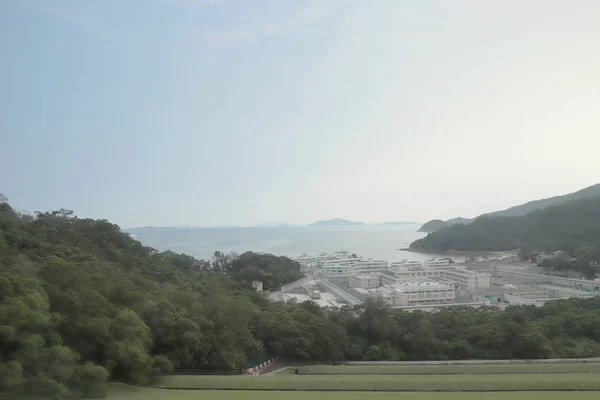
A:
106,385,600,400
152,373,600,391
298,363,600,375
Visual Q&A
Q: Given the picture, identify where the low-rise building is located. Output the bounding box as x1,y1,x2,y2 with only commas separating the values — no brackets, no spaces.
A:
443,269,491,290
503,291,549,306
369,281,455,307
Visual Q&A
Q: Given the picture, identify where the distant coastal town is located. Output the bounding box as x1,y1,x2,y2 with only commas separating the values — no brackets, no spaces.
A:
266,251,600,311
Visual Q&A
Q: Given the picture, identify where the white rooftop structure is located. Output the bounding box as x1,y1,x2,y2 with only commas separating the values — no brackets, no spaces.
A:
424,259,452,267
369,281,455,307
442,269,491,290
390,260,424,269
392,281,454,291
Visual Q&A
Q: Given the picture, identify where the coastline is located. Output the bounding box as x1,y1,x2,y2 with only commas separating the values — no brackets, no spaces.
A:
400,248,517,258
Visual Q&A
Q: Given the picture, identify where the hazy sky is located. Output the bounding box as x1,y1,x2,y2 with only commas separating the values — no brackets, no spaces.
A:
2,0,600,228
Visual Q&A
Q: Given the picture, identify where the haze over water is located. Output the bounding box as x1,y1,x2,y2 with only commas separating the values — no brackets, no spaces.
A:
128,224,462,263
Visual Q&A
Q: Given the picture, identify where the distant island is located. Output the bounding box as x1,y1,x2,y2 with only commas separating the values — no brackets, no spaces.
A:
309,218,365,227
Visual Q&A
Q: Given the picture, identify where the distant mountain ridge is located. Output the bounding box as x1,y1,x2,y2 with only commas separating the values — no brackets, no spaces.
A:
309,218,365,227
418,217,470,232
445,217,472,225
410,185,600,253
418,219,448,232
417,184,600,233
483,183,600,218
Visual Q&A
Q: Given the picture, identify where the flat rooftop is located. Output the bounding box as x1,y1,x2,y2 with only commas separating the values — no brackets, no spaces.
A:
391,281,454,291
352,274,380,279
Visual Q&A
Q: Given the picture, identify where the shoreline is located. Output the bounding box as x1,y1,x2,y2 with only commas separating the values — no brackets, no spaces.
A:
400,248,517,258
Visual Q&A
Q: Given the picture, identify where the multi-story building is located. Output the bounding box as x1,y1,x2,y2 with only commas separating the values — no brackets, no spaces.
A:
353,259,389,270
322,258,362,278
369,281,455,307
443,269,490,290
424,259,452,267
293,254,338,270
380,267,491,291
390,260,424,269
322,258,387,278
382,268,446,284
349,273,381,289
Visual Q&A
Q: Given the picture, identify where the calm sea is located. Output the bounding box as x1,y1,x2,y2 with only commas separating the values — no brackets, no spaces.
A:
127,224,464,263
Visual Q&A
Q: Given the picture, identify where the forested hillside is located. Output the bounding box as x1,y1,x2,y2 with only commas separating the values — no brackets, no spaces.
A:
4,201,600,399
416,184,600,233
418,219,448,232
410,196,600,254
484,183,600,218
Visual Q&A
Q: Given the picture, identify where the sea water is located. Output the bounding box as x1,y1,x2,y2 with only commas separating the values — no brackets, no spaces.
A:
128,224,463,263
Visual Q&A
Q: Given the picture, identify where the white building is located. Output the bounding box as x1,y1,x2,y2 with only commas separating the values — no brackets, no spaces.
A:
293,254,338,271
443,269,490,290
390,260,424,269
369,281,455,307
322,258,387,278
424,259,451,267
350,273,381,289
353,259,389,270
322,258,361,278
380,267,491,291
382,268,446,284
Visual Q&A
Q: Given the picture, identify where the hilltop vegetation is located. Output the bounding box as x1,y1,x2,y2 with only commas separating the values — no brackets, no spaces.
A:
4,201,600,398
418,219,449,232
484,183,600,218
410,196,600,256
418,218,472,232
417,184,600,233
0,202,309,398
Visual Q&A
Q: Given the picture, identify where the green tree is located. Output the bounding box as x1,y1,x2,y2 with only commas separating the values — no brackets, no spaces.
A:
71,362,109,398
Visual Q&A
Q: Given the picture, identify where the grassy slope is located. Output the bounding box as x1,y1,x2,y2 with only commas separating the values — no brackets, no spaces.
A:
152,374,600,391
298,363,600,375
105,384,600,400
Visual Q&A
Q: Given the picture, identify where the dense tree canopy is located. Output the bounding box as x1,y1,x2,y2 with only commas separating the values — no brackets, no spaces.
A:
3,202,600,398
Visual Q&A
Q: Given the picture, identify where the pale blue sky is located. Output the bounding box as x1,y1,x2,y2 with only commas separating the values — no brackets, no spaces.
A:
2,0,600,228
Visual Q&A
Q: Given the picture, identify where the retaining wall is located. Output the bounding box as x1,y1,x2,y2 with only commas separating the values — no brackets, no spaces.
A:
318,279,361,306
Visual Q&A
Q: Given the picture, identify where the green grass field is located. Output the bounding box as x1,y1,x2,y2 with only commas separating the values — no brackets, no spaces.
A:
297,363,600,375
152,373,600,391
107,384,600,400
91,363,600,399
